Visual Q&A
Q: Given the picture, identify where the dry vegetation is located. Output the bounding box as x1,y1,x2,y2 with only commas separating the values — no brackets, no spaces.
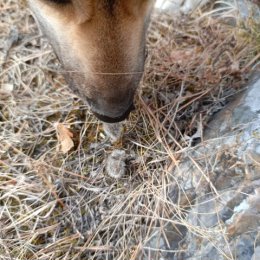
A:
0,0,260,259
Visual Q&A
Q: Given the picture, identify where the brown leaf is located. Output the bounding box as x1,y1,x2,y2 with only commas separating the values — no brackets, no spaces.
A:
55,123,74,154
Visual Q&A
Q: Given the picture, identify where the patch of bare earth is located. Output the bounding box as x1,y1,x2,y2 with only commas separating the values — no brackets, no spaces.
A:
0,0,259,259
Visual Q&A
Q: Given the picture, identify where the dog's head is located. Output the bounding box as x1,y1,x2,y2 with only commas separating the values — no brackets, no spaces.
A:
29,0,154,122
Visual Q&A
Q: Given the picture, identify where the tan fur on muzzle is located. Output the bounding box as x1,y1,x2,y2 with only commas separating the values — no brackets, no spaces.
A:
28,0,154,122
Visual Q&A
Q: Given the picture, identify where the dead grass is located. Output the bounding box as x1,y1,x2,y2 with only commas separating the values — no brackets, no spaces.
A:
0,0,260,259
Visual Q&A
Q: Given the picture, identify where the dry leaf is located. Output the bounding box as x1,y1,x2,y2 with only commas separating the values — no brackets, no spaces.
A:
54,123,74,154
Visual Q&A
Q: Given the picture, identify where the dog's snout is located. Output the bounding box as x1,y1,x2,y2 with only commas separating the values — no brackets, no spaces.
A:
83,89,136,123
93,103,135,123
29,0,154,123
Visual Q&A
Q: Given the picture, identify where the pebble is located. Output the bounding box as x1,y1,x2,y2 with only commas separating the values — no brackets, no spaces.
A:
106,150,126,179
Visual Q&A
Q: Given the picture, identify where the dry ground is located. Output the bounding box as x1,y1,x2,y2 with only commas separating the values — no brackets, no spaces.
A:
0,0,260,259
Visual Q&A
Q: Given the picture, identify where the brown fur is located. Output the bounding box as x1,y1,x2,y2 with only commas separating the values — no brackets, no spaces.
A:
29,0,154,122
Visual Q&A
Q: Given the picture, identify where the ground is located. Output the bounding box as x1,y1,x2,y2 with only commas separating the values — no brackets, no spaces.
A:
0,0,260,259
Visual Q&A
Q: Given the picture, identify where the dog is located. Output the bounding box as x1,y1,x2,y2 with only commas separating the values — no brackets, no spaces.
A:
28,0,154,123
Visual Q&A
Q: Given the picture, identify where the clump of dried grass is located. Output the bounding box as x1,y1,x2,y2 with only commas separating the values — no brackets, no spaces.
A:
0,0,260,259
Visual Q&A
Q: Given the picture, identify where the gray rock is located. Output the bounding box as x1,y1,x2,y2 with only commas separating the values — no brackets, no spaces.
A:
146,74,260,260
234,234,254,260
251,246,260,260
106,150,126,179
143,224,187,260
103,122,124,143
182,75,260,259
156,0,260,18
155,0,211,15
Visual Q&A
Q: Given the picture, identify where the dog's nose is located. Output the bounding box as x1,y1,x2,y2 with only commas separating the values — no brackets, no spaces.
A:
92,103,135,123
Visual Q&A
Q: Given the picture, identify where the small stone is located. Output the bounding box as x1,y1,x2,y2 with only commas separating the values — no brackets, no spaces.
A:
1,84,13,93
106,150,126,179
103,122,124,143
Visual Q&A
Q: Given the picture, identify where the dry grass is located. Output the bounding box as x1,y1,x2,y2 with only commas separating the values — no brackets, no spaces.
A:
0,0,260,259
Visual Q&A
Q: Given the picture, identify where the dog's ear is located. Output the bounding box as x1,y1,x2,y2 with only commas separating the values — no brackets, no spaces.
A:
123,0,154,17
73,0,94,24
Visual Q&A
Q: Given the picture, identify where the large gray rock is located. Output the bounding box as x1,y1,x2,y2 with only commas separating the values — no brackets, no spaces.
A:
155,0,210,14
178,75,260,260
144,74,260,259
156,0,260,17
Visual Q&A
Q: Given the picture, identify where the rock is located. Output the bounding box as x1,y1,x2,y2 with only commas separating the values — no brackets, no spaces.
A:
155,0,210,14
180,75,260,259
228,212,260,237
233,234,254,260
106,150,126,179
235,0,260,19
205,75,260,139
251,246,260,260
143,224,187,260
144,74,260,260
155,0,260,18
103,122,124,143
0,27,19,70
